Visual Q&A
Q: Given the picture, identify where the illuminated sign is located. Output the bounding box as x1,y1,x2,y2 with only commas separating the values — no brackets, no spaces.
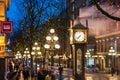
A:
0,21,13,34
0,2,5,21
0,36,5,45
0,22,1,33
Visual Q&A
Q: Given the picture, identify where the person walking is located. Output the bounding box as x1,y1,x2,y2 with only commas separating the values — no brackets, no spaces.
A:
45,72,51,80
38,67,44,80
58,65,63,80
111,67,115,76
5,67,18,80
22,67,30,80
31,68,35,79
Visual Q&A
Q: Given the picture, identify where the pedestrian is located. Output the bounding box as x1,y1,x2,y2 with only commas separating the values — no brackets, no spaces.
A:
38,67,44,80
58,65,63,80
54,69,58,79
116,69,119,75
31,68,35,79
45,71,51,80
43,68,48,79
22,67,30,80
111,67,115,76
5,66,18,80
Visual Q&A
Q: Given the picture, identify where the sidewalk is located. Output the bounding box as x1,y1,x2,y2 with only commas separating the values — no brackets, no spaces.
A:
86,73,120,80
20,68,72,80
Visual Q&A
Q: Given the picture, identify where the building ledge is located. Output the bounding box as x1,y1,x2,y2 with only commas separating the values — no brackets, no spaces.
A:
0,52,14,58
95,31,120,39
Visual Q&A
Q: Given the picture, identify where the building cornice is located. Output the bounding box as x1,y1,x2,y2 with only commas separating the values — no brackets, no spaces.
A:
95,31,120,39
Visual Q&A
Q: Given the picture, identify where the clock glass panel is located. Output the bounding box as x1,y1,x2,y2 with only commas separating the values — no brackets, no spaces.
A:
74,32,84,42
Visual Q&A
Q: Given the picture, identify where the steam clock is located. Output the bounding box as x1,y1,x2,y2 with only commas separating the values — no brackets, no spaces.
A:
70,23,88,80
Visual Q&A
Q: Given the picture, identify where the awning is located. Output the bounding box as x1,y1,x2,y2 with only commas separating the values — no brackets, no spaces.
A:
0,52,14,58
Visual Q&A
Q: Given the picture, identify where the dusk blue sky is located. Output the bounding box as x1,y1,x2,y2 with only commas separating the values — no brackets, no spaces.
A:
7,0,66,33
7,0,21,21
7,0,23,32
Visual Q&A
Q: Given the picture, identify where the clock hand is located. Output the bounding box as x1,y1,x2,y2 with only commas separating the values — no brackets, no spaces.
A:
77,35,81,39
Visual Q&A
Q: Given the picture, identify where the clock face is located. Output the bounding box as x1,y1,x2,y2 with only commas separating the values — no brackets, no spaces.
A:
74,32,85,42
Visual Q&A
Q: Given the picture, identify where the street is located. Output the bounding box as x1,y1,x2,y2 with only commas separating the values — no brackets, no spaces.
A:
86,73,120,80
19,68,120,80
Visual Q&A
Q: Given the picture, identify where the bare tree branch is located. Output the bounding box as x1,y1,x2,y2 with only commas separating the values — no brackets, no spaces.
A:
93,0,120,21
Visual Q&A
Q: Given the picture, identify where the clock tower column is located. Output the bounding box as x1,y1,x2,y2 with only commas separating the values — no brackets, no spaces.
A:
70,23,88,80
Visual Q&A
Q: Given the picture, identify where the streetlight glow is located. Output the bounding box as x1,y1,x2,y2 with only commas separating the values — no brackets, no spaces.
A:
46,36,52,41
35,42,38,45
85,50,91,57
38,52,41,55
26,48,29,50
23,54,26,57
37,47,40,50
53,36,58,41
15,51,22,59
32,47,36,50
55,44,60,49
31,52,35,55
44,44,50,49
28,54,31,58
50,28,55,33
108,47,116,55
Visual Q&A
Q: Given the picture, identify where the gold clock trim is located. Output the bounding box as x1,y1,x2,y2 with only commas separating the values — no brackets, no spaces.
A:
73,29,87,43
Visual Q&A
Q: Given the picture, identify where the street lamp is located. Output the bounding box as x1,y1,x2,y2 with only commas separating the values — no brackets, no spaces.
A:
44,28,60,66
85,50,91,66
32,42,41,74
62,54,68,67
108,46,116,71
68,53,72,68
15,51,22,59
23,48,30,66
53,54,60,66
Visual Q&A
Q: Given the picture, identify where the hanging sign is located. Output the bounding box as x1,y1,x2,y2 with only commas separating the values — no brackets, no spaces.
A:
0,21,13,34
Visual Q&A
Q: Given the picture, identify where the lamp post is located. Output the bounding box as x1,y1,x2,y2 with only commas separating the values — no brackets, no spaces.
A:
15,51,22,59
108,46,116,71
31,42,41,74
44,28,60,66
85,50,91,67
23,48,30,66
53,54,60,66
68,53,72,68
62,54,68,67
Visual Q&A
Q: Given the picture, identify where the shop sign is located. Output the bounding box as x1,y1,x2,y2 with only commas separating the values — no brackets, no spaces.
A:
0,21,13,34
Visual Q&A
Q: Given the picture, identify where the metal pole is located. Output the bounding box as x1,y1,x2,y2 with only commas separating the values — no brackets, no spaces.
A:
35,57,37,74
114,56,115,70
59,57,60,66
51,50,54,66
35,51,38,74
112,55,114,69
26,56,27,66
